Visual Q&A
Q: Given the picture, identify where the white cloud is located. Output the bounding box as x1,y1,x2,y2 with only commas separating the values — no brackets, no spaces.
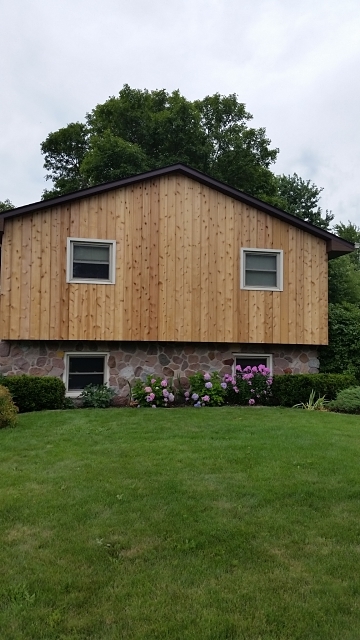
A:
1,0,360,226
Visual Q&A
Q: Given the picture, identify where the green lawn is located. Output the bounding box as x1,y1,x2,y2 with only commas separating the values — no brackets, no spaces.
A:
1,407,360,639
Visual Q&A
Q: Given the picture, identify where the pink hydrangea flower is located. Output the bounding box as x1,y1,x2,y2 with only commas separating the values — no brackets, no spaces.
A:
144,386,152,393
161,380,168,387
249,398,255,405
205,382,212,389
168,393,174,402
192,393,199,401
151,379,156,384
163,389,169,397
184,391,190,398
152,405,157,408
234,386,239,393
235,365,242,372
204,372,211,381
202,395,210,402
221,382,227,389
149,392,155,401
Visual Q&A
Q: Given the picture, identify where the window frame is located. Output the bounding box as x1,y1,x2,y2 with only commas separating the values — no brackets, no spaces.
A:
240,248,283,291
66,238,116,284
64,352,109,397
232,353,273,376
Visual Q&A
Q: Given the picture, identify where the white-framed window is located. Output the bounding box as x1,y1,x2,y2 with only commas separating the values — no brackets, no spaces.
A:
240,248,283,291
64,352,109,396
233,353,273,375
66,238,116,284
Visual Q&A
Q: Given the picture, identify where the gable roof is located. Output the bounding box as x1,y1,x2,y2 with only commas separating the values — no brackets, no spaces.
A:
0,163,353,258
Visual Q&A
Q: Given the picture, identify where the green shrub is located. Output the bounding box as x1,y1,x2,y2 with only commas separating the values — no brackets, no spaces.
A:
188,371,226,406
270,373,356,407
132,376,175,407
319,303,360,380
0,375,66,413
329,386,360,414
0,385,18,428
80,384,116,408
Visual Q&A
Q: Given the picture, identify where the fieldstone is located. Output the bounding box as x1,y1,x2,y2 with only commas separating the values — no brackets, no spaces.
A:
284,367,292,374
10,346,22,358
163,367,174,377
51,358,64,370
29,367,44,376
134,366,143,377
147,343,158,355
0,365,12,374
159,353,170,366
173,355,183,365
188,354,199,364
223,358,234,366
108,355,116,369
0,342,10,357
48,367,64,377
36,357,47,367
299,353,309,363
309,358,319,369
184,345,194,355
109,376,118,387
284,356,293,362
309,367,318,374
123,343,137,354
75,343,84,352
118,365,134,379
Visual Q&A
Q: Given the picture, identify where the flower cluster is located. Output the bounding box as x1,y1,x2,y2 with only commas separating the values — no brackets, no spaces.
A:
230,364,273,405
187,371,226,407
132,375,175,407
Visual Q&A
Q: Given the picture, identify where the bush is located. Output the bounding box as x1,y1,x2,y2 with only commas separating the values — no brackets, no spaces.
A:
0,375,66,413
319,303,360,380
270,373,356,407
224,365,273,406
132,376,175,407
0,386,18,428
329,386,360,414
187,371,226,406
79,384,115,408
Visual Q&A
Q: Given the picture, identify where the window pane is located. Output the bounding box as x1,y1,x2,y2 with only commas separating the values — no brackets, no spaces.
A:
245,253,277,271
73,262,110,280
69,356,105,374
73,244,109,262
245,270,277,287
236,357,268,369
68,373,104,390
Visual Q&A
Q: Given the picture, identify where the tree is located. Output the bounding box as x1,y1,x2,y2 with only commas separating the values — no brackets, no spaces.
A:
41,85,279,201
274,173,334,229
0,199,14,212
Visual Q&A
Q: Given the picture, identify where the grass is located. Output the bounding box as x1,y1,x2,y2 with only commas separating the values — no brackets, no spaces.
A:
1,407,360,639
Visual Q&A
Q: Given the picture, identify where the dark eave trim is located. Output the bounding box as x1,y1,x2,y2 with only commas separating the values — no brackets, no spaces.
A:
0,163,354,258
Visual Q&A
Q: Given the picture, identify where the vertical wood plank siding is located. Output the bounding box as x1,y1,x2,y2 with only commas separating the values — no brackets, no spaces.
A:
0,175,328,344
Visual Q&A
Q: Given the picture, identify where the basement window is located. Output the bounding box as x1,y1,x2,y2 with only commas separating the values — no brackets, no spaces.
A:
240,248,283,291
67,238,116,284
65,353,108,396
233,354,273,374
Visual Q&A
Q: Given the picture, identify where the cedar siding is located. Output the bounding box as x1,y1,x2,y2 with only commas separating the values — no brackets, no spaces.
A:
0,174,328,344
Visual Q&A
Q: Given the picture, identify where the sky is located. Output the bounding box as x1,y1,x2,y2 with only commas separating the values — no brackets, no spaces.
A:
1,0,360,226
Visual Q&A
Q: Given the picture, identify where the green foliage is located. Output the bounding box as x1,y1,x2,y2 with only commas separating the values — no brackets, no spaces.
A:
132,375,175,407
319,304,360,379
328,258,360,305
0,199,15,212
188,371,226,406
293,389,329,410
0,375,66,413
329,386,360,414
274,173,333,229
41,122,89,199
79,384,116,408
223,365,273,405
270,373,356,407
41,85,279,200
0,385,18,428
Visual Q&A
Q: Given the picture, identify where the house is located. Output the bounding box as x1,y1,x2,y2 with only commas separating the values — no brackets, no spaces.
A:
0,164,353,397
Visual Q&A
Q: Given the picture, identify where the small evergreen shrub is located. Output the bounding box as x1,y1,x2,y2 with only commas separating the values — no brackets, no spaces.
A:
80,384,116,408
0,385,18,428
187,371,226,406
329,386,360,414
0,375,66,413
132,376,175,407
270,373,356,407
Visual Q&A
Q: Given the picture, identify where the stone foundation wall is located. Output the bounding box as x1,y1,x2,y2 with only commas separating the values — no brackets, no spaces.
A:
0,341,320,397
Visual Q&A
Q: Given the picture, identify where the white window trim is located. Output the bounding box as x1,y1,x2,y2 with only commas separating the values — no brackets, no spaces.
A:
66,238,116,284
64,352,109,397
233,353,273,376
240,248,283,291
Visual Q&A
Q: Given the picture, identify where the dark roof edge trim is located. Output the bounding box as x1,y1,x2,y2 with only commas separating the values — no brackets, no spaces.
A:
0,163,354,257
